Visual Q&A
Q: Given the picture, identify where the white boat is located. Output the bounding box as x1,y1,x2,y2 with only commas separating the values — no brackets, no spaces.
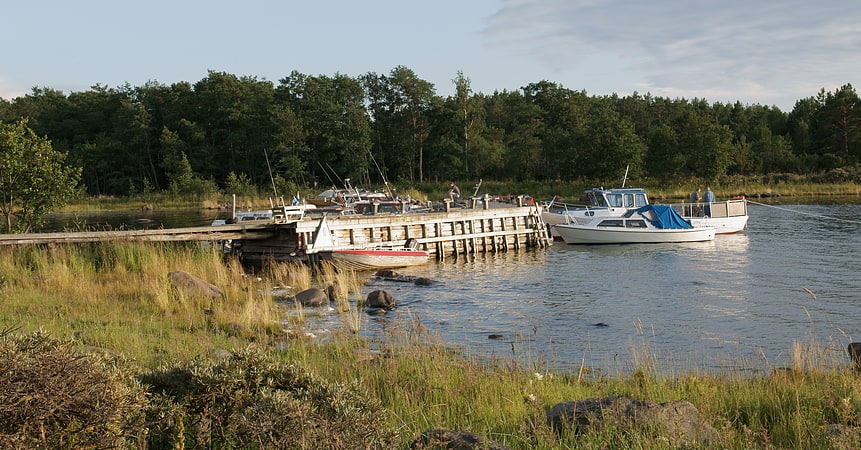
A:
669,197,749,234
322,241,430,271
553,204,716,244
309,215,429,271
542,188,748,239
542,188,649,240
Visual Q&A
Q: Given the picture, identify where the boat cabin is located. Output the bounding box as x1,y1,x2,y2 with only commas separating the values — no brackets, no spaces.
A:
583,188,650,209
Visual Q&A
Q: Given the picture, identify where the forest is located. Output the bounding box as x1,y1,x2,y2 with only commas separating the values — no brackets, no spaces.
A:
1,66,859,197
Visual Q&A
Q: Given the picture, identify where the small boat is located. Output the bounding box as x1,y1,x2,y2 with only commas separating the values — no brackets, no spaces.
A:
323,240,430,271
553,205,716,244
309,215,429,271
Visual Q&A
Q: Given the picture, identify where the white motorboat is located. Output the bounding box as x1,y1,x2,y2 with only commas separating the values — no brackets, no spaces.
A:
542,188,649,240
543,188,748,239
553,204,716,244
669,197,749,234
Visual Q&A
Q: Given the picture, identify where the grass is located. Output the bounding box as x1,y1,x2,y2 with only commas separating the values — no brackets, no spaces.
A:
3,242,861,448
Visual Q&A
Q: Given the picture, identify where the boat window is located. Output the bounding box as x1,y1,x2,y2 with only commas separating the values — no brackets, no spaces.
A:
606,194,622,207
626,220,647,228
624,194,634,208
635,194,648,207
597,219,624,227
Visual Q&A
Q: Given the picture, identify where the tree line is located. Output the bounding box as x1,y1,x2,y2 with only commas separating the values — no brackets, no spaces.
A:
1,67,859,198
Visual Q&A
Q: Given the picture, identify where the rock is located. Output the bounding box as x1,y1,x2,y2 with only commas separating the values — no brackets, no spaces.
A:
168,270,223,298
414,277,434,286
294,288,329,307
411,429,510,450
326,284,340,302
547,396,721,448
366,289,396,309
847,343,861,370
375,269,399,278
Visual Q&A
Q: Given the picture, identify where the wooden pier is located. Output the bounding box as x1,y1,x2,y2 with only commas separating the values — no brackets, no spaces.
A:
0,203,551,264
239,203,550,265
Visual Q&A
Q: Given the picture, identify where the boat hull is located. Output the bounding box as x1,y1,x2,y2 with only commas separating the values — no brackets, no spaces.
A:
687,215,748,234
322,249,430,271
554,223,715,244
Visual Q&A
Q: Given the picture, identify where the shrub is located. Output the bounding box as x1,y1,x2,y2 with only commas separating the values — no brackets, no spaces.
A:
141,348,398,449
0,329,150,449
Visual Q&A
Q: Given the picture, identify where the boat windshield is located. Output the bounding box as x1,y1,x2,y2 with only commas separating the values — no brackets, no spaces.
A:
585,191,607,207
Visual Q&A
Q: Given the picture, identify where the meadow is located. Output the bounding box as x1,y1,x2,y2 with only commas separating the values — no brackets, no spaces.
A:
2,241,860,448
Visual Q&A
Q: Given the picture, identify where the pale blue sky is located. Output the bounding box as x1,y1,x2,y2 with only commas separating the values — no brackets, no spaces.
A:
2,0,858,111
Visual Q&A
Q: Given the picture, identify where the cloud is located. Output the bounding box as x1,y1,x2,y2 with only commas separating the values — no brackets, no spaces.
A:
484,0,861,108
0,78,27,101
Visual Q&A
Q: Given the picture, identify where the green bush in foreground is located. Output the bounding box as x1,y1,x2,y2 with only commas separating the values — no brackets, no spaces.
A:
141,348,397,449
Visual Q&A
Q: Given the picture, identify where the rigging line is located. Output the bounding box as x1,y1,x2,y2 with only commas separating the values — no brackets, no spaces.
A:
317,161,338,188
263,149,279,199
747,200,861,224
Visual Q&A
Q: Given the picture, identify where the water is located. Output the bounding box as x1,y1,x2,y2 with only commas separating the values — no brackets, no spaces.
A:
40,202,861,373
344,202,861,373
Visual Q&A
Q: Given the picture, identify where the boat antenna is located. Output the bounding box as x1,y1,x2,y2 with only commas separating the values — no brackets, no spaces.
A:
621,165,630,187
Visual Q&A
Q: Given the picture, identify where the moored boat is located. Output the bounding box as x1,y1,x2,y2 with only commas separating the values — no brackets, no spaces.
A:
553,204,716,244
543,188,748,239
321,242,430,271
670,197,749,234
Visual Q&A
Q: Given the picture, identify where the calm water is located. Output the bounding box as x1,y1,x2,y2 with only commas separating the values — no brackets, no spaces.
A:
42,202,861,373
347,202,861,373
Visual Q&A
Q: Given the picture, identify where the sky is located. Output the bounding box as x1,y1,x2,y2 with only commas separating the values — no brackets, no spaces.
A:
2,0,859,112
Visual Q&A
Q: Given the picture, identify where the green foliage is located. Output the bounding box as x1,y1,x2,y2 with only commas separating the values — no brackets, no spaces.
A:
0,119,81,232
2,70,861,197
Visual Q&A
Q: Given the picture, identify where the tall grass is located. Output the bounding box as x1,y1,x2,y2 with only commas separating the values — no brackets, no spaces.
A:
3,242,861,448
0,242,283,367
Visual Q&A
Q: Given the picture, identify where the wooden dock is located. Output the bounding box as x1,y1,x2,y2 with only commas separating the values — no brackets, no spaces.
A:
0,223,276,246
240,203,550,265
0,203,551,264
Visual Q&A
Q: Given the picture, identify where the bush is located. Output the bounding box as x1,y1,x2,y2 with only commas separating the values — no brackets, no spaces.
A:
141,348,398,449
0,329,150,449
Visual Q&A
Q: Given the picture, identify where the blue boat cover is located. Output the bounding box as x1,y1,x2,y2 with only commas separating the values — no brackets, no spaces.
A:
637,205,693,229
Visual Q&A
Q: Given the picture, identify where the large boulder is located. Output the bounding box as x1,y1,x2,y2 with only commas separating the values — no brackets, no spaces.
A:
294,288,330,307
411,429,509,450
547,396,721,448
168,270,222,298
366,290,396,309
